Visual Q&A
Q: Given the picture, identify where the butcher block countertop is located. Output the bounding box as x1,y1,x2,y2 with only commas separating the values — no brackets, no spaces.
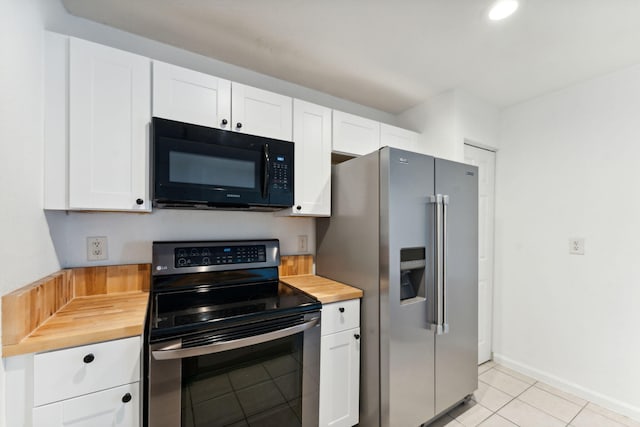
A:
281,274,363,304
279,255,363,304
2,265,149,357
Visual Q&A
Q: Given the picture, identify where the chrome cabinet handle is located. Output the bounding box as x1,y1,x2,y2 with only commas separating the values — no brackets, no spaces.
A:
152,317,320,360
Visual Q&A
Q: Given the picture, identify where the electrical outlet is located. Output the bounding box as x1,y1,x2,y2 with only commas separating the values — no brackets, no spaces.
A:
297,235,308,253
87,236,108,261
569,238,585,255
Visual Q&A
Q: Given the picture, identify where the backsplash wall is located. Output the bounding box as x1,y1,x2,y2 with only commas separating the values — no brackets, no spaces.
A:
46,210,315,267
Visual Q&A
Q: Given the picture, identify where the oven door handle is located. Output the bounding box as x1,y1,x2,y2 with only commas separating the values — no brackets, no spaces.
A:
151,316,320,360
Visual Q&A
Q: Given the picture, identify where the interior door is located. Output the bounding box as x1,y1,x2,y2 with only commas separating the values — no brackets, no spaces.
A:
464,144,496,364
433,158,479,413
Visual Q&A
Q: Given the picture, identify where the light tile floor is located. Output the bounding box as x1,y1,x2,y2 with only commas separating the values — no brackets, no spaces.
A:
427,361,640,427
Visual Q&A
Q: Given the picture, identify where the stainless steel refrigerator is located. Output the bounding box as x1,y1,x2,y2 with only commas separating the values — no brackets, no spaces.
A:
316,147,478,427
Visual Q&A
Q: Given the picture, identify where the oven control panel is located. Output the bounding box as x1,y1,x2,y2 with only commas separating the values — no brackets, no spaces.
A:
174,245,267,268
152,239,279,276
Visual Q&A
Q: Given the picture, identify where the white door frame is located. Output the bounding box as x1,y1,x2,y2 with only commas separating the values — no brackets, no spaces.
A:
464,141,496,364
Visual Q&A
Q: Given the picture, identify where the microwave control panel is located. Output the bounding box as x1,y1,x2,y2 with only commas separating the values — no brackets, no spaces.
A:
271,155,290,191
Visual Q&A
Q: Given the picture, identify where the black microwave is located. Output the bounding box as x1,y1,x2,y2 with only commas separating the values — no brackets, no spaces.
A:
152,117,294,211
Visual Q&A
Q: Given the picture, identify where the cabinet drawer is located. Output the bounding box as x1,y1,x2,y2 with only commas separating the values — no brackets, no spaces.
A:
321,300,360,336
34,336,141,407
33,382,140,427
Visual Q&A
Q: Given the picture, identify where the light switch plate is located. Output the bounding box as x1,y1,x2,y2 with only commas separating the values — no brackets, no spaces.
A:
297,235,308,253
569,238,585,255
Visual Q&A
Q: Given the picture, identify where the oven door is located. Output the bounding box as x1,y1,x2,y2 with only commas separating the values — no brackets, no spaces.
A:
147,312,320,427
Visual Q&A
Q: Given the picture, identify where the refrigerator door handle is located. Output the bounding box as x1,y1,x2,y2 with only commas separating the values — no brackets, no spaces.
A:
430,194,446,334
427,194,442,333
442,195,450,334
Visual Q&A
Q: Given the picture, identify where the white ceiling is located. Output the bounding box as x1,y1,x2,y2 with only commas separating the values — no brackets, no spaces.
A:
62,0,640,114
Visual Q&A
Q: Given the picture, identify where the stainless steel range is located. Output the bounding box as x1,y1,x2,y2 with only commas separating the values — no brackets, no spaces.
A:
145,239,321,427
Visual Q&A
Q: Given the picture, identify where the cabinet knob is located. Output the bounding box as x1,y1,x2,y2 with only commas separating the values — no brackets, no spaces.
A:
221,118,228,126
296,205,302,211
236,122,243,129
122,393,132,403
339,307,345,313
83,353,95,364
354,333,360,340
136,198,144,205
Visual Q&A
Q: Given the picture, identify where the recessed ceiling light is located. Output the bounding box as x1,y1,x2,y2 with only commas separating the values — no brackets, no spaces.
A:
488,0,519,21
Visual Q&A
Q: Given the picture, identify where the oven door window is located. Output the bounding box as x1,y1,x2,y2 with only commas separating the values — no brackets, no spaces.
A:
155,136,268,205
182,335,303,427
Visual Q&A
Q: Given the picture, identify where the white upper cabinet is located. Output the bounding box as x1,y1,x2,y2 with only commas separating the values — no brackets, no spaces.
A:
151,64,292,141
380,123,420,153
277,100,331,217
231,82,293,141
152,61,231,130
69,38,151,211
332,110,380,156
44,33,151,212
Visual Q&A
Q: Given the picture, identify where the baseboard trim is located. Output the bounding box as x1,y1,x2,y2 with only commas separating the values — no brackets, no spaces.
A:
493,353,640,422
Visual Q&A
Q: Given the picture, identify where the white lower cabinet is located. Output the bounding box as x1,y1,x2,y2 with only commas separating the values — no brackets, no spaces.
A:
32,382,140,427
319,300,360,427
32,336,141,427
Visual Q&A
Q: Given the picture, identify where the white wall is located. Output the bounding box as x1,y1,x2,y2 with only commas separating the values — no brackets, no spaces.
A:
494,63,640,419
0,3,62,425
456,90,499,151
398,90,458,159
398,89,499,161
46,210,315,266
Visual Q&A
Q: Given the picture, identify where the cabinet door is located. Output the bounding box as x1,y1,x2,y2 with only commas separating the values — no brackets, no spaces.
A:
33,382,140,427
68,37,151,211
231,82,293,141
380,123,420,153
320,328,360,427
152,61,231,130
277,99,331,217
332,110,380,156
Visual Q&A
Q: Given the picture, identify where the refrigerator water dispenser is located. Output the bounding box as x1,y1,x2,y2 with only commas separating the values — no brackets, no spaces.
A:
400,247,426,302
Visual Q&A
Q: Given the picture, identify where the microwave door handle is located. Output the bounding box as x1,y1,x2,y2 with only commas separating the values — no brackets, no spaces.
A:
262,143,271,199
151,316,320,360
